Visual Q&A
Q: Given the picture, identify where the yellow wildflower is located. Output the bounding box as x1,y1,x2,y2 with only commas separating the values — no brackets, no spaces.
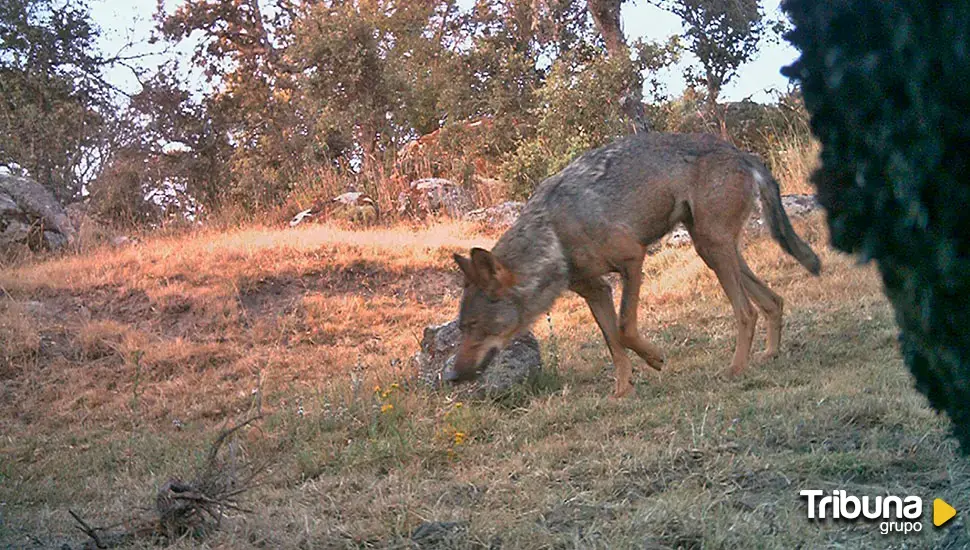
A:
453,431,466,445
381,403,394,413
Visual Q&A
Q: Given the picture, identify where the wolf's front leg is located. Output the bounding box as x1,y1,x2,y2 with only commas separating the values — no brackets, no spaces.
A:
617,258,665,370
572,277,636,398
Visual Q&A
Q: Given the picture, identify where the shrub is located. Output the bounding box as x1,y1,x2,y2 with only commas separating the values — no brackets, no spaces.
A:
784,0,970,451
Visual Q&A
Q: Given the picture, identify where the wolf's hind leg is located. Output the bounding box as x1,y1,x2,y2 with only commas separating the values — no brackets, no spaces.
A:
572,277,635,398
617,258,665,370
738,253,784,358
691,237,758,377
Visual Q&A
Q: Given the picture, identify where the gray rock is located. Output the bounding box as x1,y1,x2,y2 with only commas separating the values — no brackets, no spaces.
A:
0,173,76,245
0,220,31,245
43,230,68,250
0,192,20,216
464,201,524,228
0,174,76,250
331,192,379,224
412,320,542,397
780,193,821,217
400,178,474,219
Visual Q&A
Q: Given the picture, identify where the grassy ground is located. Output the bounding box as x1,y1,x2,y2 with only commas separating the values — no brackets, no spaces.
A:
0,216,967,549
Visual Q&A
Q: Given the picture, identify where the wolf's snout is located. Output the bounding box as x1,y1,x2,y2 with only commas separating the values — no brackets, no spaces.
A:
443,364,477,383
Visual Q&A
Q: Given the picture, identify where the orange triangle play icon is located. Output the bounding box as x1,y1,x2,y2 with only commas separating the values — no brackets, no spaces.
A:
934,498,957,527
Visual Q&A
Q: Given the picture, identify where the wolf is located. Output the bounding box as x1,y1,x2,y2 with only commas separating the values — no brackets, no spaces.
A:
449,132,821,398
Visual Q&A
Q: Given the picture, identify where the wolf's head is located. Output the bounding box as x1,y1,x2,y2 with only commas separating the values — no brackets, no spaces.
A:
446,247,524,382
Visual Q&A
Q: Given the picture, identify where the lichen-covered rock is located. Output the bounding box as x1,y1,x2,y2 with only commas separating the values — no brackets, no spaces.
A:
412,320,542,397
399,178,474,219
464,201,524,229
331,192,379,225
0,174,76,250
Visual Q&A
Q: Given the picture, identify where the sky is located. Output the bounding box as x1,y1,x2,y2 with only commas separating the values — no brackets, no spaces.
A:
89,0,799,103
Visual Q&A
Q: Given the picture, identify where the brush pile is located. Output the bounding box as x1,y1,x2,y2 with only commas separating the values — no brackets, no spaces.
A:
66,417,263,549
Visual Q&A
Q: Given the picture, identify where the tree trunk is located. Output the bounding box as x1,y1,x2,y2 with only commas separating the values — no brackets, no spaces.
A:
706,79,729,140
587,0,649,132
588,0,626,57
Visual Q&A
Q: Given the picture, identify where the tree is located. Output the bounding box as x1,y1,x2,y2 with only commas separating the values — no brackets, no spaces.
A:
650,0,765,138
150,0,678,215
87,64,233,223
0,0,113,201
156,0,305,210
586,0,649,131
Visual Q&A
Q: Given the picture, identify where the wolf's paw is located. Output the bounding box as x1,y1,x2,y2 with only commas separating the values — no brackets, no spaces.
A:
755,350,779,364
723,364,746,378
630,343,665,371
610,381,636,400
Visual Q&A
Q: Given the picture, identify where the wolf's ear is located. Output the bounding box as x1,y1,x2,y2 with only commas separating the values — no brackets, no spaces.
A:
453,253,476,286
470,247,515,294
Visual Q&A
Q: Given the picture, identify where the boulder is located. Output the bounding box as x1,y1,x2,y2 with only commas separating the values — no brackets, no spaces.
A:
412,320,542,397
331,192,379,225
0,220,30,246
0,173,76,250
464,201,524,229
398,178,474,219
0,192,19,216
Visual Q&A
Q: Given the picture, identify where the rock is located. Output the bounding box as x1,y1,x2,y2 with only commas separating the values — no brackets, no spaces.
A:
43,230,68,250
464,201,524,229
331,192,379,225
780,193,821,217
399,178,474,219
0,174,76,250
665,224,692,247
0,192,19,216
0,174,76,242
412,320,542,397
0,220,31,246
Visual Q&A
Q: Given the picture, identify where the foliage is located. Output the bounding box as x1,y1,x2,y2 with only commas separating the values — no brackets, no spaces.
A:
0,0,111,201
649,0,766,135
784,0,970,451
501,37,680,198
0,0,801,224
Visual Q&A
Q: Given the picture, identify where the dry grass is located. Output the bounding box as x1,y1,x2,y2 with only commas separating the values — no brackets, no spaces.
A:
0,214,967,549
768,135,820,196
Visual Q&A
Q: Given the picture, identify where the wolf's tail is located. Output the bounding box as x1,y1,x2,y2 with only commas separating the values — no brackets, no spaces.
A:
749,160,821,275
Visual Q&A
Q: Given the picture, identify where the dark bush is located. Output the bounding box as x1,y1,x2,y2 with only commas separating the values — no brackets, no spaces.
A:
783,1,970,451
